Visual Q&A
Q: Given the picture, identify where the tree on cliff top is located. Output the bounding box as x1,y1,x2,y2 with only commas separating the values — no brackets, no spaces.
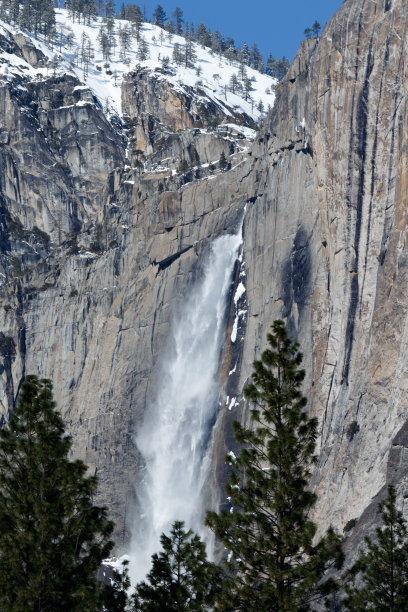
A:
343,485,408,610
0,375,114,611
206,320,344,611
304,21,321,39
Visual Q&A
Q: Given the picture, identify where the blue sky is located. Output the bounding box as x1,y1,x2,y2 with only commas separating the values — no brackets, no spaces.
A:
117,1,344,62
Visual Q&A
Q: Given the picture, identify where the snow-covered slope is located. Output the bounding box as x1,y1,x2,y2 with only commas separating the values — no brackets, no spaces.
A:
0,9,276,122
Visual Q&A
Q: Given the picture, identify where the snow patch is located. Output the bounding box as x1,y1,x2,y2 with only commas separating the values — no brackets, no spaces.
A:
228,397,238,411
228,364,237,375
234,281,246,304
79,251,97,258
231,315,239,343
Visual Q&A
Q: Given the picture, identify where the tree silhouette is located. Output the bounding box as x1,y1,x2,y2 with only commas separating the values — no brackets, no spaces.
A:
0,375,114,611
133,521,222,611
206,321,343,611
343,486,408,610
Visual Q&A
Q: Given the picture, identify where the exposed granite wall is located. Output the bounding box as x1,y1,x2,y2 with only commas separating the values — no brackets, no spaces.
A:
1,0,408,553
239,0,408,538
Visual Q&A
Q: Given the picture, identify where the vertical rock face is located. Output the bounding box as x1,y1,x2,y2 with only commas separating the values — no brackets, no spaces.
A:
0,73,124,242
1,0,408,554
240,0,408,535
121,66,254,169
0,28,255,543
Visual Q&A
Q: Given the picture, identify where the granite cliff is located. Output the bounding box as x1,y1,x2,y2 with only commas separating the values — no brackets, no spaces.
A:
0,0,407,560
240,0,408,545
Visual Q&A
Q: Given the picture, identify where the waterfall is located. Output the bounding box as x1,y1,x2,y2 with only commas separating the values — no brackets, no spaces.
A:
129,230,242,583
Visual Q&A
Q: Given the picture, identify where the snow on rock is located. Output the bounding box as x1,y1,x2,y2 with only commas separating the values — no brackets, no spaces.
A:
234,281,246,304
103,554,130,571
0,9,276,121
228,397,238,411
223,124,257,139
79,251,98,259
231,314,239,343
231,309,247,343
229,364,237,375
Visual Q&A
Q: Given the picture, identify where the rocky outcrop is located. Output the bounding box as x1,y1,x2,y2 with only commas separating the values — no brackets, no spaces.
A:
122,66,254,165
0,27,46,68
11,32,47,67
0,72,124,250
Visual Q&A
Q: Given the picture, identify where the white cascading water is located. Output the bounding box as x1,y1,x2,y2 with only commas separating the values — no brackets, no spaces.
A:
130,230,242,583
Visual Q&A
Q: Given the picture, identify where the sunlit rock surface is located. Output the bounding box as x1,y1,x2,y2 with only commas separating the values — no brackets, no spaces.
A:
240,0,408,544
1,0,408,560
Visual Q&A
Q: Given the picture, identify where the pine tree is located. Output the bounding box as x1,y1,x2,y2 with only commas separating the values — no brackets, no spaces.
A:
67,0,93,25
275,56,290,81
119,23,132,60
0,375,114,611
98,24,112,63
257,103,266,129
78,0,97,25
250,43,262,70
133,521,222,611
80,32,94,79
211,30,223,54
243,77,253,101
238,62,247,82
195,23,211,48
312,21,321,38
153,4,166,28
266,53,276,76
18,0,55,38
158,28,166,45
125,5,140,22
172,42,183,66
183,36,197,69
177,158,189,175
343,486,408,610
172,7,184,35
128,4,143,41
3,0,20,25
104,0,115,19
228,73,240,95
95,0,106,16
165,21,175,40
102,560,131,611
66,0,76,21
225,43,236,62
206,321,344,611
136,36,149,62
105,17,116,55
218,151,228,171
240,42,250,66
